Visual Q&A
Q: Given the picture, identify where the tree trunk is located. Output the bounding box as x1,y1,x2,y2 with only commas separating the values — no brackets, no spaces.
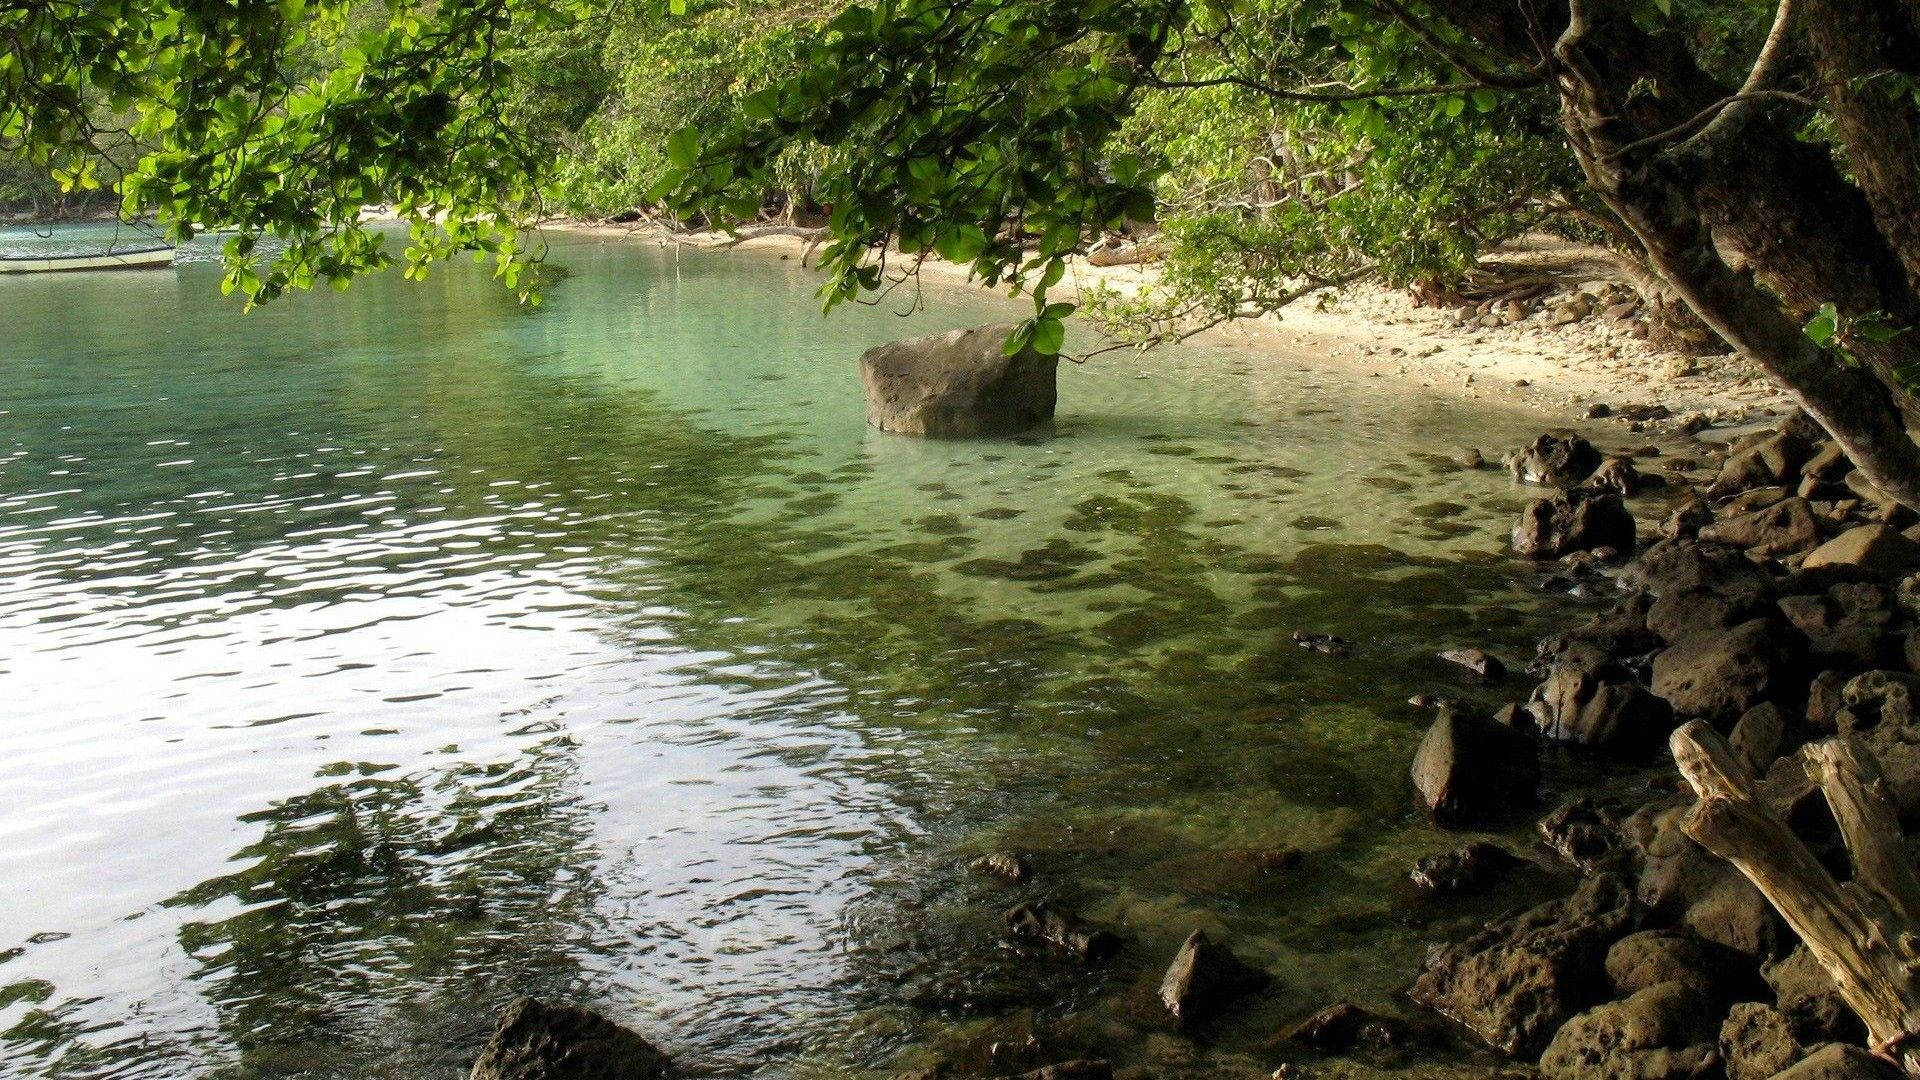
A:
1424,0,1920,510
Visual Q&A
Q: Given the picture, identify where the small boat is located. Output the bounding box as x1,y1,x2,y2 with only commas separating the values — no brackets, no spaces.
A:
0,244,176,274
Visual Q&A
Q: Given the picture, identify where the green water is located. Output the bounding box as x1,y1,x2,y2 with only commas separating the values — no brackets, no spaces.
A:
2,227,1593,1078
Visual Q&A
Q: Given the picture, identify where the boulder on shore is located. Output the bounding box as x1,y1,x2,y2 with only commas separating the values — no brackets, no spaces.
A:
1536,980,1718,1080
1650,618,1786,724
1802,524,1920,579
1410,872,1638,1055
859,324,1058,436
469,998,670,1080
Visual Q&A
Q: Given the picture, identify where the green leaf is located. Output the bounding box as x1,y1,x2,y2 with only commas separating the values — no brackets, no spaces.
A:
1030,315,1065,355
1002,321,1036,356
934,224,987,264
1804,303,1840,347
666,126,700,169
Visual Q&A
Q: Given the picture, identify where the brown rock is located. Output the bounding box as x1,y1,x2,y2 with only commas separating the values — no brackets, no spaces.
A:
1651,619,1785,723
1411,707,1539,824
1513,491,1637,559
1802,524,1920,579
1720,1002,1802,1080
1005,904,1122,962
469,998,671,1080
1158,929,1271,1023
1536,981,1718,1080
1409,873,1638,1055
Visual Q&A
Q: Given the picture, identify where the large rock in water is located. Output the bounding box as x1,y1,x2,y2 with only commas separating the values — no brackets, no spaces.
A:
1513,491,1637,559
858,324,1058,436
1509,432,1604,488
1410,706,1539,824
1158,929,1272,1023
470,999,670,1080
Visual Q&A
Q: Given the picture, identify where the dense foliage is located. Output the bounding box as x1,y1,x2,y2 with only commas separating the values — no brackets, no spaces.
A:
10,0,1920,501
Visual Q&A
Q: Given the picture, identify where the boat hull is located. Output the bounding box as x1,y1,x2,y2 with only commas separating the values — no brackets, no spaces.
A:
0,246,176,274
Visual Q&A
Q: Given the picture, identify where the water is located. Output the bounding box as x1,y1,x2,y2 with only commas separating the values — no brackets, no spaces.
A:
3,226,1597,1078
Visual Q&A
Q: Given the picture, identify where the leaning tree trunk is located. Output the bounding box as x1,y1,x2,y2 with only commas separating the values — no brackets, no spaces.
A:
1672,721,1920,1074
1424,0,1920,511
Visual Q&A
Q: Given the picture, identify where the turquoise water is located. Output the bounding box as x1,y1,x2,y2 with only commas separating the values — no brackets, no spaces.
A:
2,226,1587,1078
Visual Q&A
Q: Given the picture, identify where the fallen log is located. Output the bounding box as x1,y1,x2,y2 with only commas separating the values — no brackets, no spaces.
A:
1671,720,1920,1074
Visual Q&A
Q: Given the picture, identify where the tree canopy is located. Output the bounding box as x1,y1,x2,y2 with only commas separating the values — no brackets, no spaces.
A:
8,0,1920,504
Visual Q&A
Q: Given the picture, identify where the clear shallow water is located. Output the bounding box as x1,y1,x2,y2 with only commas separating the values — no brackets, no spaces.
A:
4,226,1590,1078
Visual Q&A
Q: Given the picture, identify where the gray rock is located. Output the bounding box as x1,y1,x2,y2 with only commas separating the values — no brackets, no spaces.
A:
1158,929,1271,1023
1536,980,1718,1079
469,998,670,1080
859,324,1058,436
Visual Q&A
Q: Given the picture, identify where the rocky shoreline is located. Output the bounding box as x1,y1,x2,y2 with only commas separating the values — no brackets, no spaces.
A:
460,407,1920,1080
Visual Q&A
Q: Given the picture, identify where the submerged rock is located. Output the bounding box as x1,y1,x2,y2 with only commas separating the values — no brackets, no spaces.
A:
969,852,1032,884
1005,903,1122,962
1410,841,1522,895
1285,1001,1403,1051
859,324,1058,437
1158,929,1272,1023
1440,647,1507,680
469,998,670,1080
1538,795,1630,871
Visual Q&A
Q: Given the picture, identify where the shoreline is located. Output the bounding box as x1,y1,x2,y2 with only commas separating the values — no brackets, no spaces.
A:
542,218,1792,437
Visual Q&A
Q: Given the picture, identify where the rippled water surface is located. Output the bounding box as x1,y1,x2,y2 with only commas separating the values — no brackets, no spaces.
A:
4,225,1588,1078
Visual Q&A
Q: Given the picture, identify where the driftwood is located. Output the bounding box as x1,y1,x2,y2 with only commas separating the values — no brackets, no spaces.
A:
1671,720,1920,1073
